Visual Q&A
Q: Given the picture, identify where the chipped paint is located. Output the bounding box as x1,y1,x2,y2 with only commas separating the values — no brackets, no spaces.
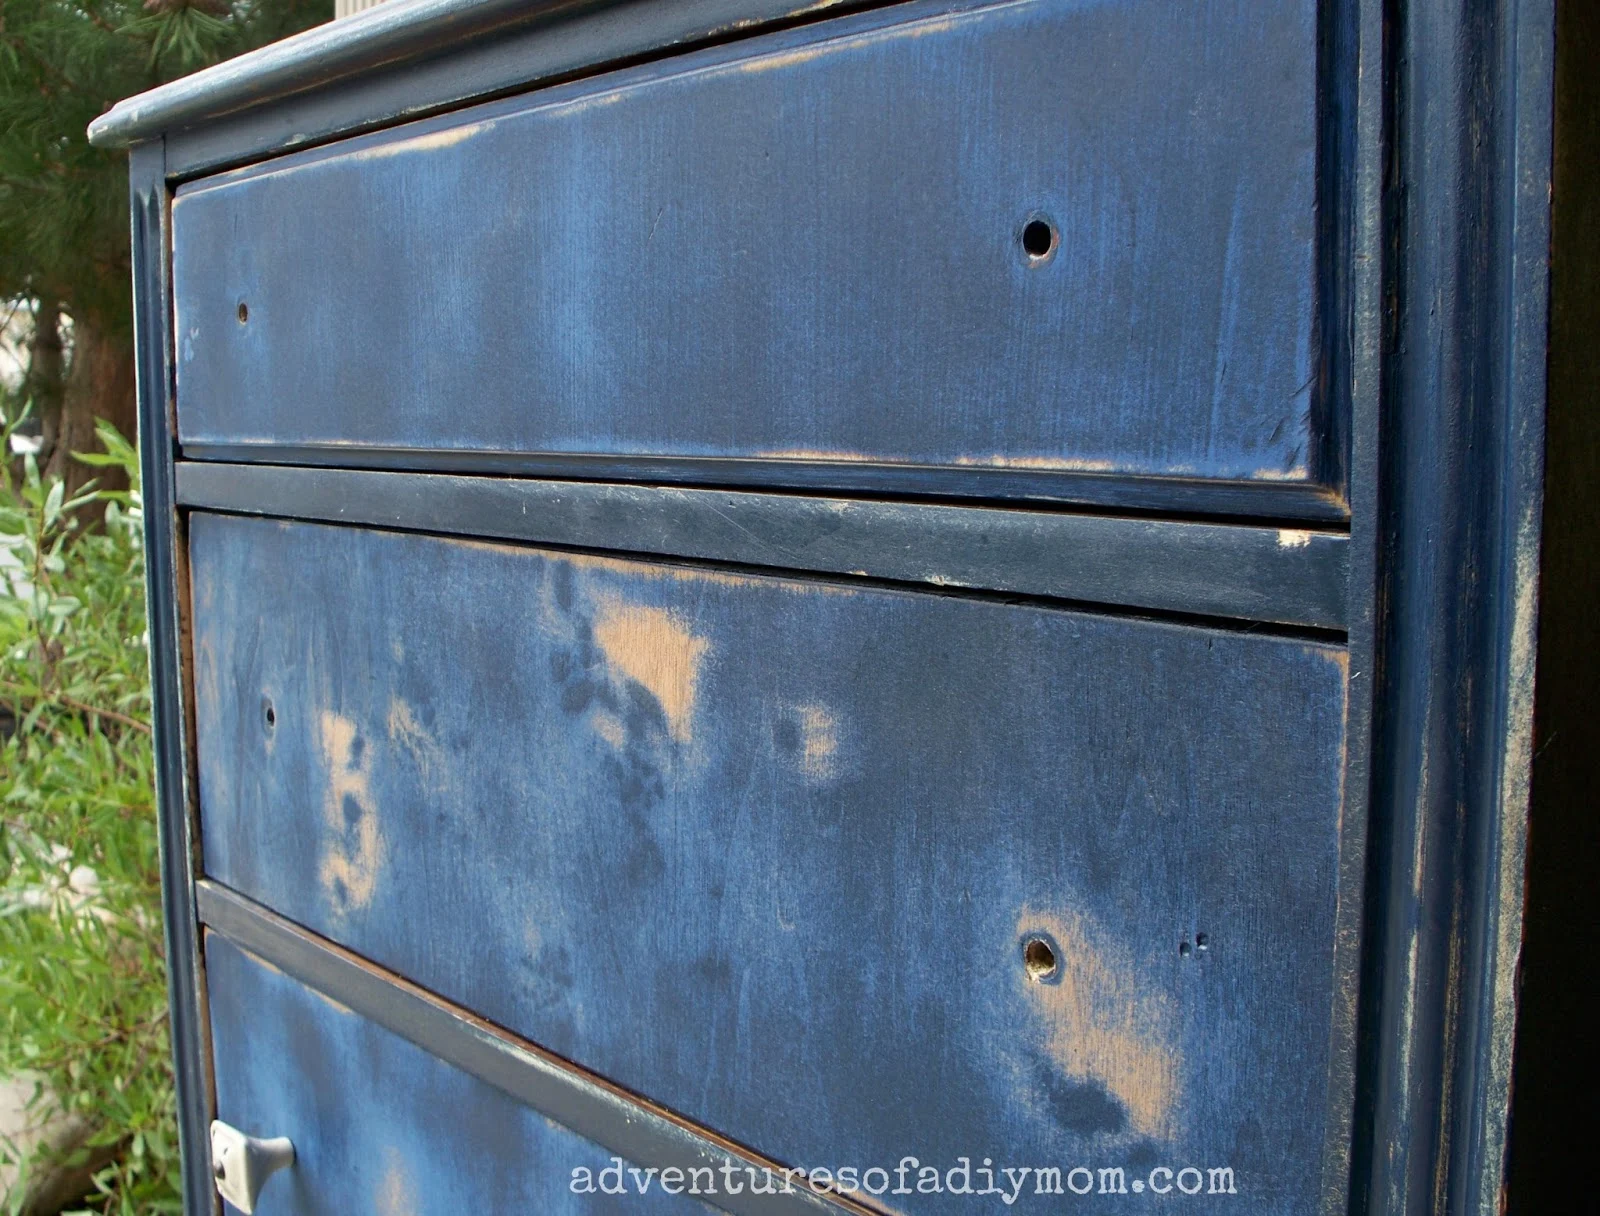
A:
592,595,709,744
775,891,797,932
589,707,628,750
751,447,871,463
796,705,839,780
555,546,868,596
456,533,766,592
566,548,764,591
232,942,286,979
1277,528,1314,548
731,42,838,76
307,986,357,1018
376,1147,417,1216
953,454,1122,472
1250,462,1311,482
1482,505,1542,1207
543,89,628,117
386,697,446,791
338,120,492,163
732,9,960,75
173,120,497,199
317,711,382,916
1016,906,1179,1138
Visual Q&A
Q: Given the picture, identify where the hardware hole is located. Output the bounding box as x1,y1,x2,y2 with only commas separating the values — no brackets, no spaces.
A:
263,700,276,729
237,301,249,324
1023,935,1059,982
1195,933,1209,951
1021,217,1056,260
1179,940,1192,957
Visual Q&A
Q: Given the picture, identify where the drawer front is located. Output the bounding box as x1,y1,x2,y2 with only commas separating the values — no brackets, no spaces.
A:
192,514,1351,1213
172,0,1324,489
205,933,703,1215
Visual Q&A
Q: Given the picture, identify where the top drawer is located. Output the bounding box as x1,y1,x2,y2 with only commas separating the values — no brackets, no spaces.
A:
172,0,1325,491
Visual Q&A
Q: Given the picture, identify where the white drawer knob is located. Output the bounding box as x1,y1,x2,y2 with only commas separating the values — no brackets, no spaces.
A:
210,1119,294,1213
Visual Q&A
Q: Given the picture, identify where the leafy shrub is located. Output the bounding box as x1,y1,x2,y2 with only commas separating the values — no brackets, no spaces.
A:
0,412,178,1214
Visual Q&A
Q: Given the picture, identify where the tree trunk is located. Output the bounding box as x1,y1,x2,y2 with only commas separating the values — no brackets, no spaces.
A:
24,298,63,455
47,315,137,502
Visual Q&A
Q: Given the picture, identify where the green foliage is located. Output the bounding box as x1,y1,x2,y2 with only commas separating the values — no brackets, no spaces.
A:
0,409,178,1214
0,5,330,1210
0,0,330,331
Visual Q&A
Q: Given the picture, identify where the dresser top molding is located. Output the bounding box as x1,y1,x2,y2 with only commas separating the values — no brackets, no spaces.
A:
88,0,881,168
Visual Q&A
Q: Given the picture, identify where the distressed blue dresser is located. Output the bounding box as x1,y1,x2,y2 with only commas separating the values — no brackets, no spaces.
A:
89,0,1588,1212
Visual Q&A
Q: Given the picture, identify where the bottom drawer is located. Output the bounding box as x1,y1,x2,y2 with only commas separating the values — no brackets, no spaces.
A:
206,933,701,1214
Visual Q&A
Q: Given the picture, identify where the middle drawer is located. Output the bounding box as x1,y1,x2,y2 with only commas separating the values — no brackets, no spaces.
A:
190,512,1349,1212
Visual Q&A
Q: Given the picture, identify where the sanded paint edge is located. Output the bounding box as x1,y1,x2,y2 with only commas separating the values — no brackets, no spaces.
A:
174,462,1349,632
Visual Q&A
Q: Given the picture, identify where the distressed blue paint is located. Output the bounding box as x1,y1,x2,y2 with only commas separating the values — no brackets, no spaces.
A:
205,933,709,1214
171,0,1321,486
192,514,1350,1213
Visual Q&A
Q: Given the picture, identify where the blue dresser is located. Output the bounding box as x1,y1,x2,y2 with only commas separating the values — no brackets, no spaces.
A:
90,0,1581,1212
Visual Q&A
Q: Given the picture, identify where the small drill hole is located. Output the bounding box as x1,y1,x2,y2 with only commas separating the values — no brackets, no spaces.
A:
237,301,249,324
263,700,276,729
1179,940,1192,957
1021,217,1056,260
1023,935,1059,981
1195,933,1209,951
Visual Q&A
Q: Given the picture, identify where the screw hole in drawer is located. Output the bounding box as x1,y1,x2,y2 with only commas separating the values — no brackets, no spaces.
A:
1022,933,1060,983
1180,932,1210,959
262,699,275,729
1020,215,1058,263
237,301,249,324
